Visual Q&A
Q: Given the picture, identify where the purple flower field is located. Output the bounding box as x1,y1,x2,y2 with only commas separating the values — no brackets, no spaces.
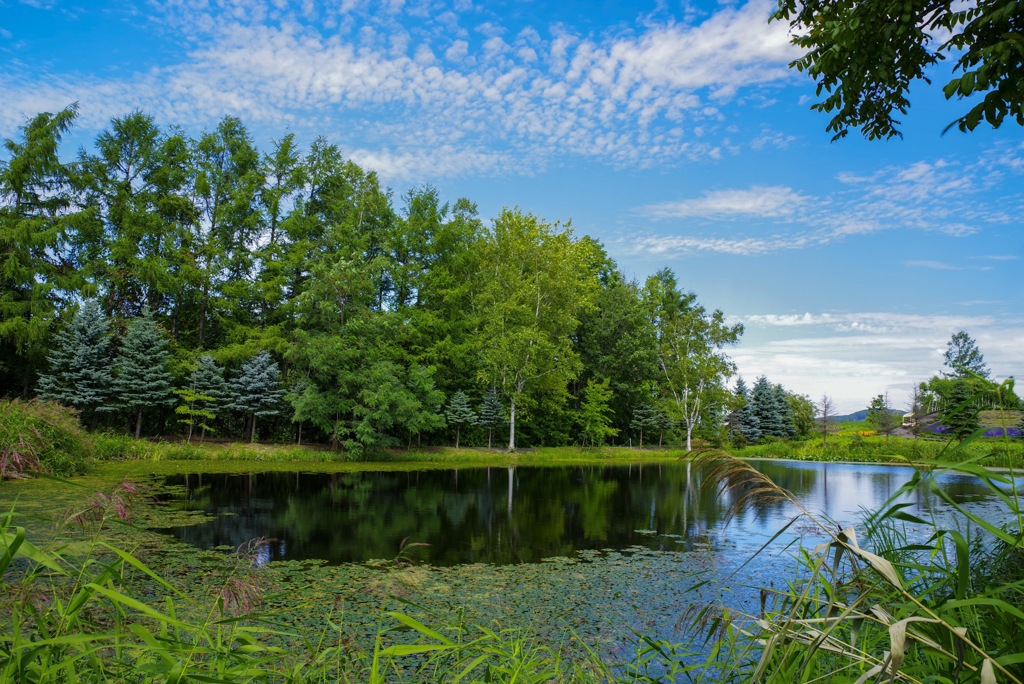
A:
924,422,1022,438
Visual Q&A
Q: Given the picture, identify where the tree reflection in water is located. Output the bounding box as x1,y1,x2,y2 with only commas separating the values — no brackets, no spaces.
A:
156,461,1004,566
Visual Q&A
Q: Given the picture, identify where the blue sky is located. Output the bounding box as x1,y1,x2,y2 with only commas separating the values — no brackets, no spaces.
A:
2,0,1022,414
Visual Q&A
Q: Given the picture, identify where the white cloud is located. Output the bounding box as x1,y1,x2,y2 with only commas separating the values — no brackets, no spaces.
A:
444,39,468,62
630,232,823,256
639,185,808,219
905,260,963,270
0,0,801,174
733,311,1024,413
628,150,1021,257
742,312,997,334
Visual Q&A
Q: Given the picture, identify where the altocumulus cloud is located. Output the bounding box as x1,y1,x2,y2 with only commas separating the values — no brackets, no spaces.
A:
0,0,799,179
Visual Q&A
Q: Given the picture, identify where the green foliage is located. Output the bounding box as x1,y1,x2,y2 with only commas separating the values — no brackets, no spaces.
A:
943,378,982,440
114,309,176,438
0,490,294,682
474,207,601,450
577,377,619,447
36,301,114,424
773,0,1024,139
186,354,230,441
773,384,797,439
174,387,217,443
867,392,900,438
629,402,661,447
576,271,659,439
0,105,84,395
687,424,1024,682
91,431,153,461
750,375,785,440
643,268,742,451
229,351,285,442
6,108,753,450
443,390,476,448
0,399,91,477
944,329,990,378
477,388,505,449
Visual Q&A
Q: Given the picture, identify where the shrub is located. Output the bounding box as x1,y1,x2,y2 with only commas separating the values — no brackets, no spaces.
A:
0,399,92,478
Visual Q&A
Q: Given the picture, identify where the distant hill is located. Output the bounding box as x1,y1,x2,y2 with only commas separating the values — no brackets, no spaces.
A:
834,408,905,423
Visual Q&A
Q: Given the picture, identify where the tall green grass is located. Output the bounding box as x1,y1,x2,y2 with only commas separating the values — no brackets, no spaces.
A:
0,400,92,478
680,429,1024,681
732,430,1024,467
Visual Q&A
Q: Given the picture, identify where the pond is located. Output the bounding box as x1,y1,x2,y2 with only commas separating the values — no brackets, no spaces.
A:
154,460,1007,567
2,458,1016,670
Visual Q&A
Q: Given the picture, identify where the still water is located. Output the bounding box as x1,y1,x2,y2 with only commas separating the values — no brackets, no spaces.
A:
156,460,1009,567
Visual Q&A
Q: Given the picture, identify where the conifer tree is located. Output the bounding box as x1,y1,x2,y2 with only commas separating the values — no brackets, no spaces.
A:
230,351,285,442
943,330,990,379
730,377,761,445
477,388,504,449
867,393,899,439
113,309,175,438
775,384,797,438
751,376,784,438
630,402,660,447
445,390,477,448
1,105,84,395
941,380,980,440
37,301,114,425
177,354,229,442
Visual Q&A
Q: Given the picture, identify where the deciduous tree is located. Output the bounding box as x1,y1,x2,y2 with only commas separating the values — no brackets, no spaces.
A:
774,0,1024,139
815,394,838,447
645,267,742,451
578,377,619,447
474,208,600,450
177,354,228,442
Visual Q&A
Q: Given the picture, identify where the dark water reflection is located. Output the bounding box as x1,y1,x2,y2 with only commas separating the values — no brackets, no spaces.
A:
156,460,1008,566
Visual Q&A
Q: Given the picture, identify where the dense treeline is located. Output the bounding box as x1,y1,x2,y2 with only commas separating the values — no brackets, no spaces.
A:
1,106,771,451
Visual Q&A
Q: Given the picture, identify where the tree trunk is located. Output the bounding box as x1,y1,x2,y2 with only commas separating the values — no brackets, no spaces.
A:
508,398,516,451
250,414,257,443
134,408,143,439
455,425,461,449
686,425,693,452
